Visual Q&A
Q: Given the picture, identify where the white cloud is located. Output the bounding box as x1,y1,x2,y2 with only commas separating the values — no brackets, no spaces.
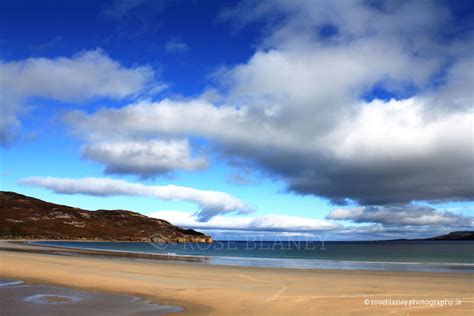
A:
150,210,338,232
325,98,471,160
68,93,474,204
19,177,252,221
81,139,208,177
151,208,471,241
0,49,157,145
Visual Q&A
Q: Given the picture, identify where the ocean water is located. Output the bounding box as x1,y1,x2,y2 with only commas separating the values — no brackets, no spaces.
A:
32,240,474,273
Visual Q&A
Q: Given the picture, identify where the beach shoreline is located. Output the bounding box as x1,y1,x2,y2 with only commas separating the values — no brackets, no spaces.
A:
21,239,474,273
1,240,473,315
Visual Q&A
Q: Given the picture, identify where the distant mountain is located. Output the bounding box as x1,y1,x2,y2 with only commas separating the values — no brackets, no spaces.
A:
389,231,474,241
423,231,474,241
0,191,212,243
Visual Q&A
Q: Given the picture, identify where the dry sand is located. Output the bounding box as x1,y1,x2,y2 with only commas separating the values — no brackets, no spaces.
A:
0,241,473,315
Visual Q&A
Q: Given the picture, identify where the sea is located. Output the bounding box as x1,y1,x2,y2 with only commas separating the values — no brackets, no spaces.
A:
32,240,474,273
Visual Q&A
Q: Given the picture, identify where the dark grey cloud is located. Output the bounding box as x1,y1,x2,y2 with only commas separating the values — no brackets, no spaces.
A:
256,149,474,206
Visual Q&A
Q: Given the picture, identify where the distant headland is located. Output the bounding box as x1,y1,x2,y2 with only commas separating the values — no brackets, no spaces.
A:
390,231,474,241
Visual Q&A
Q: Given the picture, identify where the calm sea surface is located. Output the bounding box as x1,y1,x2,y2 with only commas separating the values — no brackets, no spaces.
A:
33,240,474,273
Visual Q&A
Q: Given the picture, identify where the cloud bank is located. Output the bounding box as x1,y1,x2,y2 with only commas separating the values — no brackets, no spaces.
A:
19,177,252,221
65,1,474,208
151,210,338,233
327,205,474,227
152,206,473,240
325,204,474,240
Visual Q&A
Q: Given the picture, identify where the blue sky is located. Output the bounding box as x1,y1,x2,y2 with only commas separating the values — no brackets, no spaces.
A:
1,0,473,240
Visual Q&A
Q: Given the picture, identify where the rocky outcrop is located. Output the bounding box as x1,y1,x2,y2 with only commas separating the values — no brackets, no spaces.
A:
0,191,213,243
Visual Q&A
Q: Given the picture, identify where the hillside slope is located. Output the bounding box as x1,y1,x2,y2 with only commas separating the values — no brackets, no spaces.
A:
0,191,212,243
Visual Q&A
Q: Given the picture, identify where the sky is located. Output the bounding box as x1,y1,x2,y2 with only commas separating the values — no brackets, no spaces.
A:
0,0,473,241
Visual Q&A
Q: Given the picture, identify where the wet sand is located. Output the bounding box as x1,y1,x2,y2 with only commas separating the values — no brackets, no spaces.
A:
0,279,182,315
0,241,473,315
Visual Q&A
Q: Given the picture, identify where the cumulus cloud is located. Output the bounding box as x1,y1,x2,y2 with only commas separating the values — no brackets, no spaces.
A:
326,205,474,227
65,1,473,207
19,177,252,221
150,210,338,233
0,49,157,145
67,95,474,205
82,139,208,177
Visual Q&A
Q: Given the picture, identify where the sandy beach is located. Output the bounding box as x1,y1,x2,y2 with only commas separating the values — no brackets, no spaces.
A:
0,241,473,315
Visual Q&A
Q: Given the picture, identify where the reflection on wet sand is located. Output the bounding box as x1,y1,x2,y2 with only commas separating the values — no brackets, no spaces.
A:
1,241,212,264
0,279,183,316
